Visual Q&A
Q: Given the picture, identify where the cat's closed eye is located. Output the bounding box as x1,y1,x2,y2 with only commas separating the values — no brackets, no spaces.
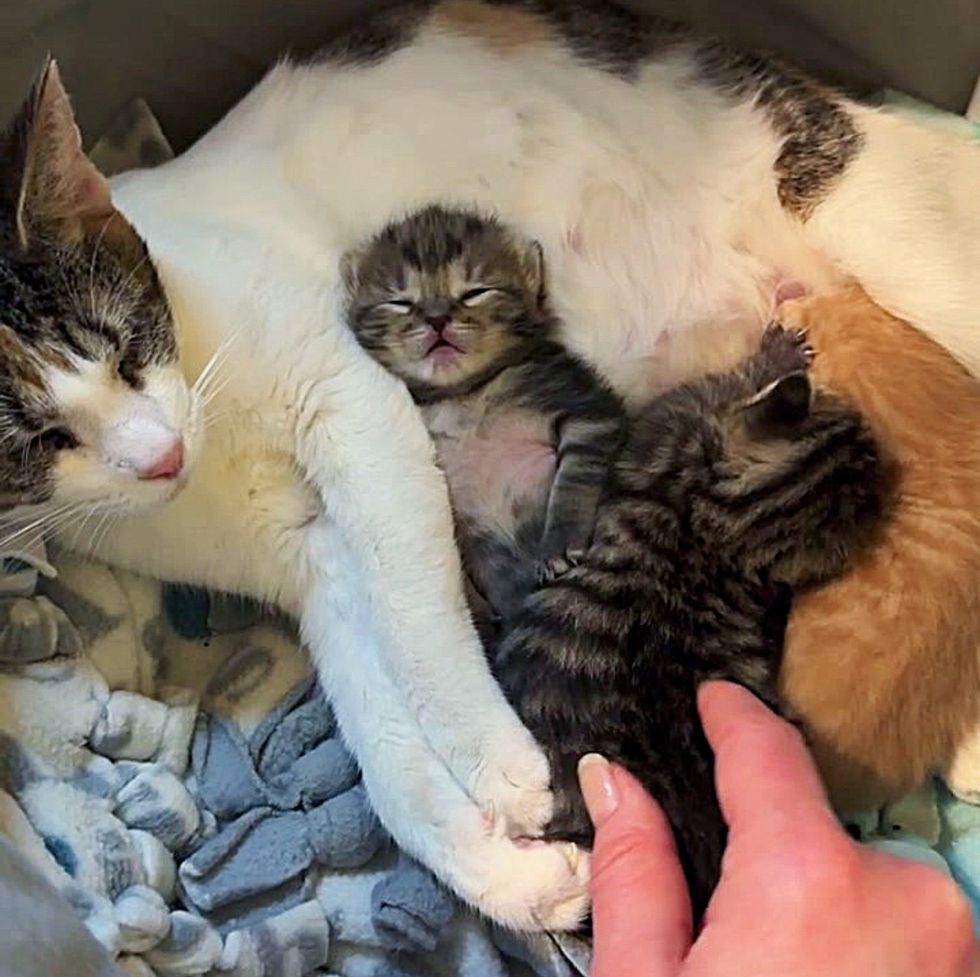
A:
459,287,500,307
36,426,78,452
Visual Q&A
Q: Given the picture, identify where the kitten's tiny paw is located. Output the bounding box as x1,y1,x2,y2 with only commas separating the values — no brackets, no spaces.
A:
760,322,815,372
472,731,554,836
536,549,585,585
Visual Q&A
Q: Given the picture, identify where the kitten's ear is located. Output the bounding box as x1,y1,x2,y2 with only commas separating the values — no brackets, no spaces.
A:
741,371,812,436
522,240,546,303
0,58,114,249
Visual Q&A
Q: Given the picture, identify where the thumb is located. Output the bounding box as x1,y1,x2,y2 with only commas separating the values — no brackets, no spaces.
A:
580,755,692,977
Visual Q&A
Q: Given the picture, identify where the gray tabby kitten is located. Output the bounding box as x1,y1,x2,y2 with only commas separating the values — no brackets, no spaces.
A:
496,324,887,919
343,206,626,636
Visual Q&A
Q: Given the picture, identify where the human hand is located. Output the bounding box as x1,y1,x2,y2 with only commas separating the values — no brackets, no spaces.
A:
579,681,978,977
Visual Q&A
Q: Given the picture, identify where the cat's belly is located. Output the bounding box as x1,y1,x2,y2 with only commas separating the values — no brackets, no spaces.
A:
426,405,556,542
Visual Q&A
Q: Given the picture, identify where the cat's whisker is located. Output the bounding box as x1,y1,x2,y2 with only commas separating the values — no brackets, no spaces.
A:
198,374,234,411
193,330,242,398
84,507,113,556
0,501,81,552
29,502,89,551
200,338,240,389
203,406,236,429
90,508,122,556
113,250,152,300
0,499,72,530
195,368,233,413
66,503,102,549
88,216,114,322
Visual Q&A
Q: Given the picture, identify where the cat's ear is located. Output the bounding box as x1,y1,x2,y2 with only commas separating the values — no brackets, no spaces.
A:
521,240,546,304
741,371,812,436
0,58,114,249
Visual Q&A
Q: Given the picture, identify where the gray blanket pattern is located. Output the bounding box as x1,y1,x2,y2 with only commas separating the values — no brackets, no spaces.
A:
0,536,588,977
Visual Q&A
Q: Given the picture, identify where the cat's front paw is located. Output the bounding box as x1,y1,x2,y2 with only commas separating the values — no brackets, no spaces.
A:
535,549,585,586
758,322,815,375
453,808,590,931
472,727,555,837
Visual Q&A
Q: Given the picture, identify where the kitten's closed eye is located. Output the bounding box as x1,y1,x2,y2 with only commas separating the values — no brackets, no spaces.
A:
377,299,415,314
459,287,501,307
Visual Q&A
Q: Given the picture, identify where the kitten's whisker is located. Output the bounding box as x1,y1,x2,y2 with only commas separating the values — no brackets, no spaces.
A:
0,429,22,450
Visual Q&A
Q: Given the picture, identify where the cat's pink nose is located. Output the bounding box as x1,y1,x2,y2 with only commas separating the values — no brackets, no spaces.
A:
138,440,184,480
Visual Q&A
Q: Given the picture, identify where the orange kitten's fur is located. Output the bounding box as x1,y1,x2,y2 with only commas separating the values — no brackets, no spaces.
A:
778,287,980,813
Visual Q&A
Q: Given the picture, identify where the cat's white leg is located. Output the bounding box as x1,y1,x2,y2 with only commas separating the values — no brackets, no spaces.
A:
302,519,590,930
804,108,980,373
293,333,552,833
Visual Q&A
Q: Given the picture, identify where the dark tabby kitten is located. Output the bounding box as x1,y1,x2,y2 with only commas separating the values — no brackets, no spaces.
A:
495,323,886,918
343,206,625,634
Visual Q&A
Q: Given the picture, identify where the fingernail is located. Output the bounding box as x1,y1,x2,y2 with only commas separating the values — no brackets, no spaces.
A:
578,753,619,826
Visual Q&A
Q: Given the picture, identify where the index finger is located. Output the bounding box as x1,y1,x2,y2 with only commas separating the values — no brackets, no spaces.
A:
698,681,839,838
582,758,692,977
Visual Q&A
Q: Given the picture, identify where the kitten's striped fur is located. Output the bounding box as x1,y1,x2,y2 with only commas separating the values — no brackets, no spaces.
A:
495,324,887,918
345,206,625,632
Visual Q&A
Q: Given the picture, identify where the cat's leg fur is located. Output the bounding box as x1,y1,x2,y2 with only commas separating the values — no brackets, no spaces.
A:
302,519,589,930
803,108,980,374
90,425,586,928
290,339,553,834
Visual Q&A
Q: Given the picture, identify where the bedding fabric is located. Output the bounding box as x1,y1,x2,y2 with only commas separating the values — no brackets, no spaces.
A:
0,535,594,977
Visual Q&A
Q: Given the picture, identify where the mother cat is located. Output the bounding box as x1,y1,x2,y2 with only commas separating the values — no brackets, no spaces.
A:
0,0,977,932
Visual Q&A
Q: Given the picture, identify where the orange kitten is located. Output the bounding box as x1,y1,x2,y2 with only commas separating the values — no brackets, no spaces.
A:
778,287,980,813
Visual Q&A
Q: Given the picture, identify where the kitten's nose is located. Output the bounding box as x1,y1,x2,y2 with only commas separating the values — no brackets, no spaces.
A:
138,439,185,480
426,314,451,333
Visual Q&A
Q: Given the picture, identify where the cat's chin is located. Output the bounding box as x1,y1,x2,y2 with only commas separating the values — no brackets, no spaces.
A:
123,462,195,511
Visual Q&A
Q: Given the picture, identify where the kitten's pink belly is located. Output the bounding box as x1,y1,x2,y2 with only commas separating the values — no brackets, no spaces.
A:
436,421,556,535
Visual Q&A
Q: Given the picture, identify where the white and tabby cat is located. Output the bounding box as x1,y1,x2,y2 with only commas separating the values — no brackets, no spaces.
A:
0,0,977,931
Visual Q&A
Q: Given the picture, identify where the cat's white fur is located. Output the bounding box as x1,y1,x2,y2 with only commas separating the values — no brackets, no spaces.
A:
47,21,979,929
46,360,197,506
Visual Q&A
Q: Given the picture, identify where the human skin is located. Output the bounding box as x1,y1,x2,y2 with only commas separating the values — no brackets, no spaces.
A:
580,681,978,977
